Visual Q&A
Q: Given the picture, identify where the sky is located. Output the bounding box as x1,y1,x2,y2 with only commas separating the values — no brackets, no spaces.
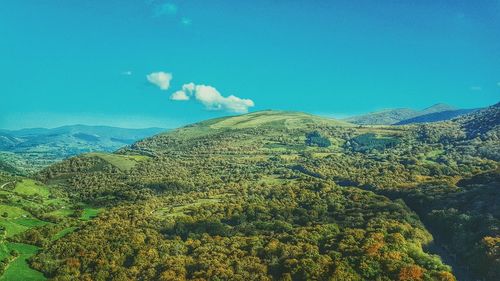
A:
0,0,499,129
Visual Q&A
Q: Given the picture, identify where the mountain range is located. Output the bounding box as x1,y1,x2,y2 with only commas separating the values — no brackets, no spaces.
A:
0,125,166,174
344,103,478,125
0,103,490,174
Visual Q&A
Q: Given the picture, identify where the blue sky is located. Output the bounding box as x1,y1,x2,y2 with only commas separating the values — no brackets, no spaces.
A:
1,0,499,129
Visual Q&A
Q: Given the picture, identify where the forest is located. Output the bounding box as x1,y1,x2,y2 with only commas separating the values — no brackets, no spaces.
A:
0,104,498,281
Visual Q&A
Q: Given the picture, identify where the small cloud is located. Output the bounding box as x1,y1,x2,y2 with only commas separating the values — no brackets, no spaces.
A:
169,82,196,100
181,17,192,26
182,82,196,93
170,83,255,113
121,71,133,76
147,72,172,90
470,86,482,91
154,2,178,17
170,91,190,100
497,82,500,87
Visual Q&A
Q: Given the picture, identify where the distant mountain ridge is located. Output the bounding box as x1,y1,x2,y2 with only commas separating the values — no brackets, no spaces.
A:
0,125,166,173
345,103,477,125
395,109,477,125
344,108,418,125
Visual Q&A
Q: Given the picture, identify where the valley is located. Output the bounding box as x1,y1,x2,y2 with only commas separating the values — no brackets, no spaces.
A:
0,126,165,174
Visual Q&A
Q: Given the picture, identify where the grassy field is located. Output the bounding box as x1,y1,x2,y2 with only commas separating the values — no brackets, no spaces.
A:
12,218,48,228
0,243,46,281
0,180,52,280
46,208,73,218
0,180,59,238
0,220,29,238
12,180,50,198
0,204,47,238
0,179,100,280
84,152,149,171
52,227,77,241
154,197,222,218
80,207,102,221
421,149,445,164
209,110,350,129
0,205,29,218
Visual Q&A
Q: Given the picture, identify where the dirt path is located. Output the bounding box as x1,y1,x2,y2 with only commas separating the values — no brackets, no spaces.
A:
0,181,13,189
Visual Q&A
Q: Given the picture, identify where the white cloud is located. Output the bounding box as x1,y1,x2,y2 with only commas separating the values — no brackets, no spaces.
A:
147,72,172,90
182,82,196,93
121,71,132,76
170,90,190,101
470,86,482,91
497,82,500,87
170,83,255,113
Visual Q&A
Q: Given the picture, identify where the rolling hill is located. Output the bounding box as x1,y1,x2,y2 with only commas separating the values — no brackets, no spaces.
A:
0,125,166,174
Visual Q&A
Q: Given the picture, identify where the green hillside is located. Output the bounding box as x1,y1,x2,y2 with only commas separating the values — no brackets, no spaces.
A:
0,175,104,281
455,102,499,138
207,110,351,129
19,109,496,281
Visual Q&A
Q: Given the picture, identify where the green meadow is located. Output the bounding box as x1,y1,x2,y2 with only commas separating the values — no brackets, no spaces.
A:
0,179,103,280
83,152,149,171
0,243,45,281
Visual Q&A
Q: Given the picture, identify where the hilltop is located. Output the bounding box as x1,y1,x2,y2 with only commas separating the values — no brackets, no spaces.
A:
202,110,351,129
124,110,354,156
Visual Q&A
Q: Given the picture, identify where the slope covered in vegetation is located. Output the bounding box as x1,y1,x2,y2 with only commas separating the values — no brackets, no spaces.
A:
19,108,496,281
0,170,101,281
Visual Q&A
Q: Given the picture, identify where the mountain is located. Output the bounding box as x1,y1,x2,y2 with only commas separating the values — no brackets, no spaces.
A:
395,109,477,125
1,125,166,144
345,103,474,125
124,110,350,155
419,103,457,115
0,132,23,150
0,125,166,173
28,108,499,281
344,108,418,125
